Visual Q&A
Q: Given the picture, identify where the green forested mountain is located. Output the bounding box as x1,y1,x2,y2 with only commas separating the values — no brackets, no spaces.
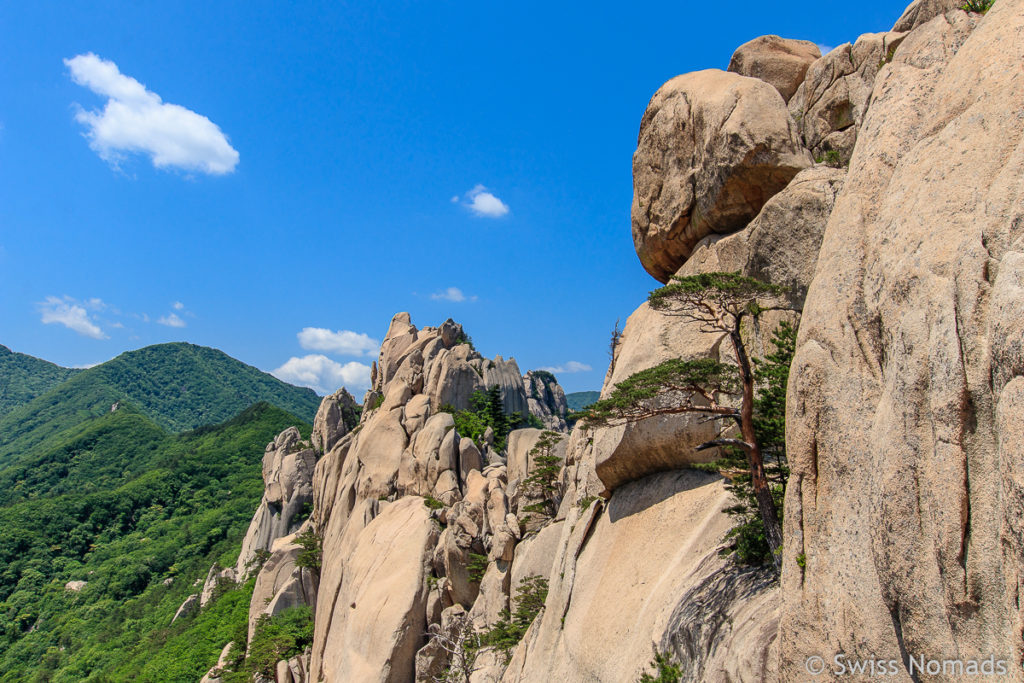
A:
0,342,320,467
566,390,600,411
0,401,309,682
0,345,81,419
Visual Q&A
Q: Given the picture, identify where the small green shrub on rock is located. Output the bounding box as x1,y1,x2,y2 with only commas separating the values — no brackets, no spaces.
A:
638,650,683,682
294,528,322,572
961,0,994,13
479,574,548,659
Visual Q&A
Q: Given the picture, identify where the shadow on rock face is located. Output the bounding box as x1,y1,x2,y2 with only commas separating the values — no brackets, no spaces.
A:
606,468,723,523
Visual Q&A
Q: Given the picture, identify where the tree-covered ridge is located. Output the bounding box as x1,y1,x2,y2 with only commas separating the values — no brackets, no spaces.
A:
0,401,309,682
0,344,80,419
565,391,599,412
0,342,320,466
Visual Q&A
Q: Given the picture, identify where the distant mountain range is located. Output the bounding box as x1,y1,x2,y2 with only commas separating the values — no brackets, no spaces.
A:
566,390,600,411
0,344,81,418
0,342,320,466
0,341,318,680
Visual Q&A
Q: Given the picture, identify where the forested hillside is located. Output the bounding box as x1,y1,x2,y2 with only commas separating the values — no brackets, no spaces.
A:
0,342,320,467
0,401,310,682
0,345,80,419
565,390,599,412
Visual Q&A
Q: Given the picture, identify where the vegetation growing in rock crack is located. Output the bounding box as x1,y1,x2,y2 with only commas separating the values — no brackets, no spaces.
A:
294,527,323,572
608,318,623,376
961,0,994,12
816,149,844,168
428,613,481,683
479,574,548,659
441,385,537,452
637,649,683,682
581,272,788,569
218,605,314,680
424,573,549,678
521,431,565,521
467,552,489,584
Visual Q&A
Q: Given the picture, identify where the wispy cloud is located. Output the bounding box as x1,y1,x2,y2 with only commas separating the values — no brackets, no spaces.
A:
172,301,185,311
297,327,379,357
452,184,510,218
65,53,239,175
538,361,592,374
817,44,835,55
430,286,477,303
272,354,371,395
38,296,107,339
157,313,186,328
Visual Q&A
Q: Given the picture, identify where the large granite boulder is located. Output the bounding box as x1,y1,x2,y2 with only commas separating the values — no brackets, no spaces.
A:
523,370,569,431
728,35,820,102
311,387,359,454
892,0,963,31
632,69,812,282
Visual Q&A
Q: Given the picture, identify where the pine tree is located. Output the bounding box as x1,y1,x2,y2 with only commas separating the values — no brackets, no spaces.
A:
583,272,788,569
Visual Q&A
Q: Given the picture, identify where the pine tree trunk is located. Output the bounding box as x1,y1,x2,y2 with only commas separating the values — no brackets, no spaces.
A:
730,328,784,570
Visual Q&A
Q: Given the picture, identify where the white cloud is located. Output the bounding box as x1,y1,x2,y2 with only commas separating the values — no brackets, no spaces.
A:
65,53,239,175
272,354,371,395
456,184,510,218
538,361,593,374
73,362,101,369
172,301,185,310
297,327,379,357
157,313,186,328
430,286,477,303
38,296,107,339
817,44,835,55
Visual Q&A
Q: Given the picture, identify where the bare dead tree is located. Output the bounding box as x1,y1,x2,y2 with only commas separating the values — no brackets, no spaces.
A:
425,613,480,683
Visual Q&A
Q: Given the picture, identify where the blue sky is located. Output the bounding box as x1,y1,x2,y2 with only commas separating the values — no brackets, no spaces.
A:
0,1,911,395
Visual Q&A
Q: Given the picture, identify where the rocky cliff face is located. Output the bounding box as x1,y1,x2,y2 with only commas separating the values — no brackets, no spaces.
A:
210,2,1023,680
216,314,567,683
523,370,568,431
781,2,1024,677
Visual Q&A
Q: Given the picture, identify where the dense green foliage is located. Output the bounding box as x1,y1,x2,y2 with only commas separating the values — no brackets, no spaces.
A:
466,552,489,585
0,401,309,681
565,391,600,412
479,574,548,658
647,271,784,313
220,606,314,680
520,431,564,519
0,406,168,506
441,386,538,453
0,345,80,419
293,528,322,572
697,322,796,565
638,651,683,682
0,342,319,468
580,358,739,427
